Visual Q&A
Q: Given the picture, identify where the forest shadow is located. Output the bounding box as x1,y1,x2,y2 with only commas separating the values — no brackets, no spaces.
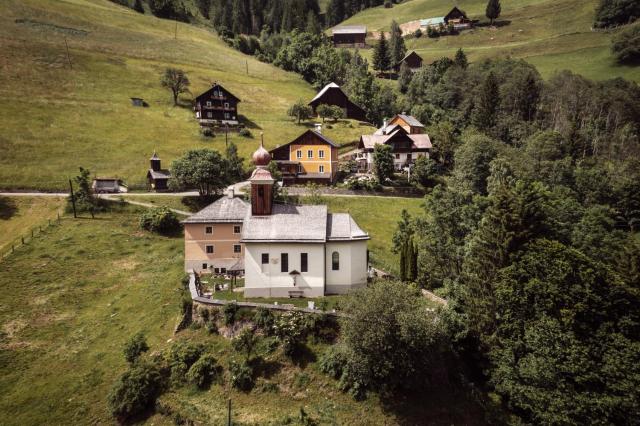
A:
0,197,18,220
474,20,512,28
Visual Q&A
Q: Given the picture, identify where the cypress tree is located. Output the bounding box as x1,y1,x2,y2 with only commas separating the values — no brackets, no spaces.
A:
454,48,468,69
389,20,406,68
472,71,499,130
373,31,391,73
486,0,501,26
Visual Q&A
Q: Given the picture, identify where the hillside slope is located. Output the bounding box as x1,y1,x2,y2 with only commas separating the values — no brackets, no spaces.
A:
0,0,367,191
337,0,640,82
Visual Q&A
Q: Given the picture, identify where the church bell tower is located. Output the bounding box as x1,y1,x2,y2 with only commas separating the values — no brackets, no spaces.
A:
249,137,274,216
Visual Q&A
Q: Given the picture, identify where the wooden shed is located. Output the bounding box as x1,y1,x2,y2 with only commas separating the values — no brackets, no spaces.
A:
396,51,423,72
308,83,368,123
331,25,367,48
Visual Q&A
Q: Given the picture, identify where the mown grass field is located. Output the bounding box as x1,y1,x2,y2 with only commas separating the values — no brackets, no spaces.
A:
123,194,425,275
338,0,640,82
0,206,481,425
0,0,367,191
0,196,65,253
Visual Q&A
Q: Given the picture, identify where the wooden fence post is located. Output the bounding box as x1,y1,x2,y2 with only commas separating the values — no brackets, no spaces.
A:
21,237,24,245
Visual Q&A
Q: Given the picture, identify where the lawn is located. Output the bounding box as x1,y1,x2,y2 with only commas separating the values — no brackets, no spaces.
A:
0,0,366,191
0,206,481,425
119,194,425,276
0,196,65,254
338,0,640,82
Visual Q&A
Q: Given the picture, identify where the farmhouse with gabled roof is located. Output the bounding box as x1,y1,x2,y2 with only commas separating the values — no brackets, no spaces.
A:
309,82,368,122
193,82,241,127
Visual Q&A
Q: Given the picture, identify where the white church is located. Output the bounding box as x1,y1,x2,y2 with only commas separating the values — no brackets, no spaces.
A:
241,142,370,298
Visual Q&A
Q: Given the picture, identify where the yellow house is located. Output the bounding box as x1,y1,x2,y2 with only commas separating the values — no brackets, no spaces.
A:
182,190,249,274
269,129,339,185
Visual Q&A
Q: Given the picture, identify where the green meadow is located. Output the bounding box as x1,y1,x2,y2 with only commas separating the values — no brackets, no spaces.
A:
0,196,65,253
338,0,640,82
0,0,365,191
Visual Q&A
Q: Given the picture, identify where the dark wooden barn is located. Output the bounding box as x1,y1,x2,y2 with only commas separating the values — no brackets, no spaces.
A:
396,51,423,72
147,152,171,192
308,83,368,123
331,25,367,48
444,7,472,29
193,83,241,127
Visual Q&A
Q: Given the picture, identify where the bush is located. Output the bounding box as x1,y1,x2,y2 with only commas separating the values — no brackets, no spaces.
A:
253,308,275,333
612,24,640,64
200,127,214,138
229,360,254,391
107,362,165,421
319,346,348,379
167,342,204,385
139,207,180,234
414,28,423,38
342,175,382,191
231,327,259,360
186,354,219,389
384,1,392,8
123,332,149,364
273,311,308,359
223,302,239,325
205,320,218,334
238,128,252,138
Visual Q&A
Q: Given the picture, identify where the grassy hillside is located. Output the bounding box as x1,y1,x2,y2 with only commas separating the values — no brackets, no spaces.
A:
0,0,368,191
338,0,640,82
0,196,64,253
0,206,483,425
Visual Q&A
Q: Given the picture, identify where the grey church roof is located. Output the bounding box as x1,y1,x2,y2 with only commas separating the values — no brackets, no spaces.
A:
327,213,370,241
241,204,328,243
183,196,249,223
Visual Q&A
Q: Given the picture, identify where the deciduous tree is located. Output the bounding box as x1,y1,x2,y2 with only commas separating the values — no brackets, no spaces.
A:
372,144,394,183
160,68,190,106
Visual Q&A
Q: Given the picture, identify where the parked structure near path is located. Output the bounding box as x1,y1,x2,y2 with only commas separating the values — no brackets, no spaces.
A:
193,82,241,128
146,151,171,191
356,114,431,172
184,141,370,298
421,7,473,31
309,82,368,122
331,25,367,48
269,128,339,186
92,177,126,193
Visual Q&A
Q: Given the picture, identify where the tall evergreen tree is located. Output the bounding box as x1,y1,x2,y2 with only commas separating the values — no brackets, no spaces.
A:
133,0,145,13
486,0,501,25
372,31,391,73
305,10,321,34
472,71,499,130
389,20,406,68
326,0,345,26
454,48,468,69
397,61,412,93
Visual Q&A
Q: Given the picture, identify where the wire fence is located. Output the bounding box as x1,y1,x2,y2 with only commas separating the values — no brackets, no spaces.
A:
0,211,63,262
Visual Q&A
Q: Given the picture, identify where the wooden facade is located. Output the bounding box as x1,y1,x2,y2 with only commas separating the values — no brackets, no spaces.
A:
332,26,367,48
251,183,273,216
444,7,472,29
309,83,368,122
194,83,241,126
147,152,170,191
270,130,339,186
396,51,423,72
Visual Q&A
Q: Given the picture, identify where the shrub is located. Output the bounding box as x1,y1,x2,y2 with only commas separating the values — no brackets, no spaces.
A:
238,128,252,138
253,308,275,333
342,175,382,191
186,354,219,389
414,28,423,38
107,362,165,421
205,320,218,334
384,1,392,8
273,311,308,359
231,328,259,360
123,332,149,364
229,360,254,391
167,342,204,385
223,302,239,325
200,127,214,138
612,24,640,64
319,346,348,380
139,207,180,234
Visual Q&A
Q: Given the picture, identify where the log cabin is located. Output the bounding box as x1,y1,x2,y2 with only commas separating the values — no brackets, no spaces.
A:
396,51,423,72
309,82,368,122
331,25,367,48
193,83,240,127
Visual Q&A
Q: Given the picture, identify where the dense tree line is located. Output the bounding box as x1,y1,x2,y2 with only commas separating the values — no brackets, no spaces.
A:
594,0,639,28
391,56,640,423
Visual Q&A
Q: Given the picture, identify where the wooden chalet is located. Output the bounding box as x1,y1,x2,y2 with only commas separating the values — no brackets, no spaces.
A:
444,7,472,30
193,83,241,127
357,114,431,172
309,82,368,123
396,51,423,72
269,128,339,186
331,25,367,48
147,152,171,191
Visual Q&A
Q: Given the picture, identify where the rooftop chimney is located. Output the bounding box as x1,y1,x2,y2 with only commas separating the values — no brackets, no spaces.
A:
315,123,322,134
228,187,235,198
382,118,388,134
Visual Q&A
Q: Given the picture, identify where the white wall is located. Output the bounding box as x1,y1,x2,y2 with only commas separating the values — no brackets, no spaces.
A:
325,240,368,294
244,243,325,298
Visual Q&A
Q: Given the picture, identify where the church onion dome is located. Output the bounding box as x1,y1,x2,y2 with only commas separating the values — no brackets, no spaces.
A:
252,140,271,166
